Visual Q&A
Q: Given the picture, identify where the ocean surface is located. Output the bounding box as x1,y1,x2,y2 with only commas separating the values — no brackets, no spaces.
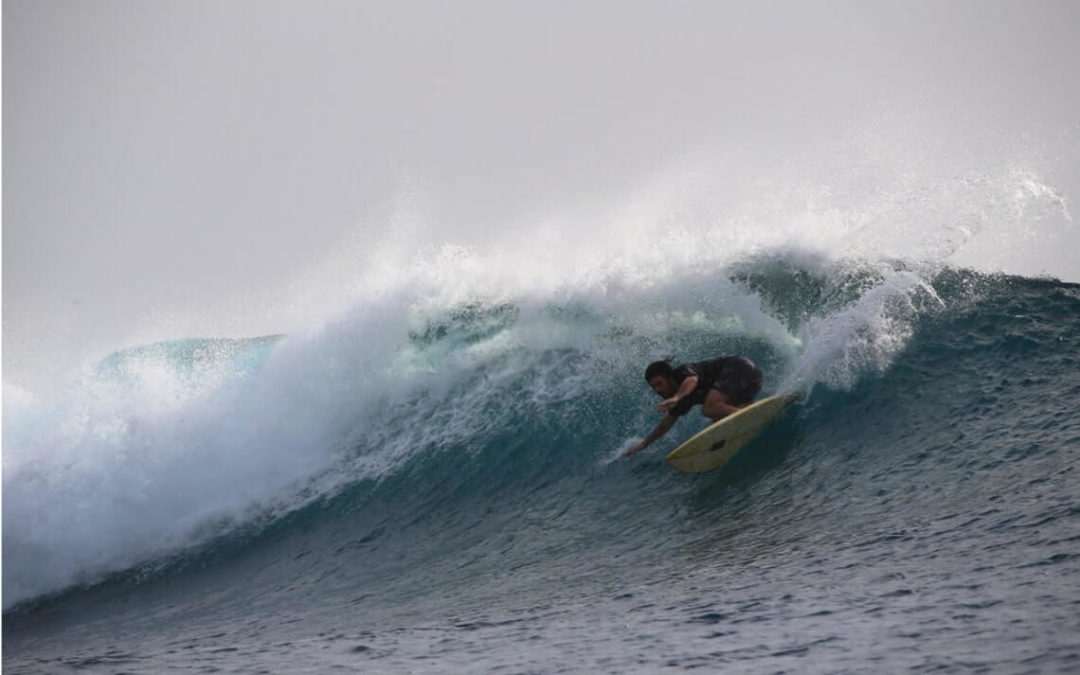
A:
4,250,1079,673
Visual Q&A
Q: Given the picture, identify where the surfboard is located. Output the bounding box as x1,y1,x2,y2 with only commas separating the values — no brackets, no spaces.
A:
665,394,791,473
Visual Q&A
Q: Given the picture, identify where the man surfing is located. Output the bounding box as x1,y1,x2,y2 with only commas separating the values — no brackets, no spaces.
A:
625,356,763,456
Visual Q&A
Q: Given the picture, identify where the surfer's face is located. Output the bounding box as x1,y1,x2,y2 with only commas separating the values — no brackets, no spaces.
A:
648,375,677,399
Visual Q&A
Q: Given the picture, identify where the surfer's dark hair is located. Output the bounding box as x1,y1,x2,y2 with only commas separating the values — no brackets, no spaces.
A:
644,360,675,381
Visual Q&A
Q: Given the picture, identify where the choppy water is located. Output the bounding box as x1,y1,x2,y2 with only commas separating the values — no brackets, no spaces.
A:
5,253,1080,672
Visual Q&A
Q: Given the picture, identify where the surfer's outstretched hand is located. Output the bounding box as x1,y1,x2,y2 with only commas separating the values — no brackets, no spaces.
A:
625,442,646,456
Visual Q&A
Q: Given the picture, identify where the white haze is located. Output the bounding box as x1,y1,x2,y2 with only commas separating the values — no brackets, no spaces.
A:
4,0,1080,394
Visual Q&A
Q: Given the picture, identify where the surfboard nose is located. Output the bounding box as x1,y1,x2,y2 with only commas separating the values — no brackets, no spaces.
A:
666,394,790,473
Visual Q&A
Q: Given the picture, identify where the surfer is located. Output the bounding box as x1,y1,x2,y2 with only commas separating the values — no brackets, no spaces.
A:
625,356,763,456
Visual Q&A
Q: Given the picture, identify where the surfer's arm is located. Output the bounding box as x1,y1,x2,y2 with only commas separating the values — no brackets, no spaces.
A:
626,415,676,456
657,375,699,413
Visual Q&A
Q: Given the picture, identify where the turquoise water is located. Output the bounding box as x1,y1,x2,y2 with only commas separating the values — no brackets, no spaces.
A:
4,260,1080,673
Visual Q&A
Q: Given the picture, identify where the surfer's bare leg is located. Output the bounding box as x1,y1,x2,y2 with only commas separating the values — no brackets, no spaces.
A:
701,390,744,422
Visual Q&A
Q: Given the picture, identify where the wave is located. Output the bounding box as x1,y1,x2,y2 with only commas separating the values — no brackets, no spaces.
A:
5,244,1078,612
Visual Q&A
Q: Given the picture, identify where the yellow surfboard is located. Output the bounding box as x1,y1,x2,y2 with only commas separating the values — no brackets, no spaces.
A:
666,394,792,473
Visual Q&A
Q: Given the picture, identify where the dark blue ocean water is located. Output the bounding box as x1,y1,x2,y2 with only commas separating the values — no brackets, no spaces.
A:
4,261,1080,673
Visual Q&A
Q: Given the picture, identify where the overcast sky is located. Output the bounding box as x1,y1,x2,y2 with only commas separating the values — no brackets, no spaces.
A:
5,0,1080,393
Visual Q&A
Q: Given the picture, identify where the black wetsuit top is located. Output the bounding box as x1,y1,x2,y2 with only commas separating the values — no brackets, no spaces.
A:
668,355,764,418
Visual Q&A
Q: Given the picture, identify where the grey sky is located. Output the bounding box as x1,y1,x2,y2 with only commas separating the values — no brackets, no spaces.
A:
5,0,1080,393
